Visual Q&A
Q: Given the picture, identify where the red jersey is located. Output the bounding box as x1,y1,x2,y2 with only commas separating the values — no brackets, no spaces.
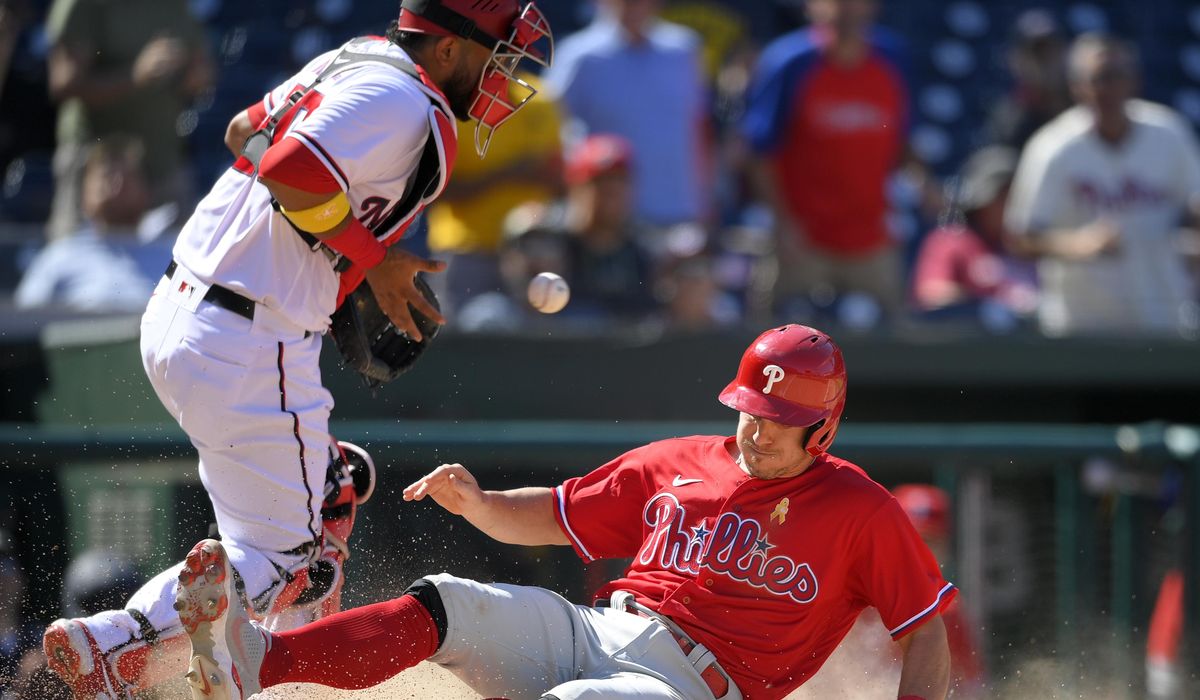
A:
553,436,955,700
742,28,910,256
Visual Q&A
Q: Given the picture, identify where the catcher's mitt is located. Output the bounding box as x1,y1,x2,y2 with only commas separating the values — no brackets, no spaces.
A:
329,273,441,387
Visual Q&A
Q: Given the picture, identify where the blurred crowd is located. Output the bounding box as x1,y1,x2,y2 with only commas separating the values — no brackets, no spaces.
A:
1,0,1200,339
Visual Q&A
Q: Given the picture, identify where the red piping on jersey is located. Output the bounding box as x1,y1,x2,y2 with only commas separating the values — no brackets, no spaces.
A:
888,582,956,639
552,486,596,562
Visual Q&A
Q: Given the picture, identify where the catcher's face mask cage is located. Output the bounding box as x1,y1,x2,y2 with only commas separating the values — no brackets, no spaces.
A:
468,3,554,157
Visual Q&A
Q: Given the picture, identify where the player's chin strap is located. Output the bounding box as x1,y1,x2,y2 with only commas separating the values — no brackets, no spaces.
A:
608,591,740,700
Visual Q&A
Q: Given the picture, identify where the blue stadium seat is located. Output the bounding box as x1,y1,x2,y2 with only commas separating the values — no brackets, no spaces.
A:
0,153,54,225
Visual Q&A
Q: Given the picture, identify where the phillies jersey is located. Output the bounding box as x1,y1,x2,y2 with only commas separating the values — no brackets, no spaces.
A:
172,38,457,332
553,436,955,700
742,27,909,256
1004,100,1200,335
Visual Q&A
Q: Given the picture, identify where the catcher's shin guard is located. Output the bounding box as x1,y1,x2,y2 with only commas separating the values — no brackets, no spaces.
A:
322,440,376,553
260,440,376,629
318,440,375,617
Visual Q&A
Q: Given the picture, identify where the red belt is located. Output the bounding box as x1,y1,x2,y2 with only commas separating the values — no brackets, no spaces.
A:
670,630,730,698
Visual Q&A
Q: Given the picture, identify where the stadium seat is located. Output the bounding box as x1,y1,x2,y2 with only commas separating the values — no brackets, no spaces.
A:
0,154,54,225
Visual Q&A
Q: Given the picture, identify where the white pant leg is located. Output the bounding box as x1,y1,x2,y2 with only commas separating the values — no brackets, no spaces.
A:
424,574,720,700
83,539,303,653
140,277,333,557
426,574,580,699
545,673,687,700
91,277,333,653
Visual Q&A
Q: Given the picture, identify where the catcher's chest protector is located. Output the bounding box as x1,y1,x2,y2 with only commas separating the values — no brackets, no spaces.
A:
242,37,457,256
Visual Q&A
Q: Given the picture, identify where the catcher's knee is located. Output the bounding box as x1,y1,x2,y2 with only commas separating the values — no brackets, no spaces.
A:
403,578,448,649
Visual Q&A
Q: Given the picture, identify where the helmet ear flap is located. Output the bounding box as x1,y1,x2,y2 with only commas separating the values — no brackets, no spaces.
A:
804,415,839,457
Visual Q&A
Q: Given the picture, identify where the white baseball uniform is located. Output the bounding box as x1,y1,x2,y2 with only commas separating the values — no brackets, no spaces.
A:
1005,100,1200,336
79,38,457,660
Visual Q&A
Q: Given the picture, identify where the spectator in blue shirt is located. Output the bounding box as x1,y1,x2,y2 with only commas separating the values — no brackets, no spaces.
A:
545,0,709,229
15,136,171,312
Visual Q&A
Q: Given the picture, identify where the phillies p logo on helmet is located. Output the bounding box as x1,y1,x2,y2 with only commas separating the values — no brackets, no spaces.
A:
719,325,848,457
762,365,785,395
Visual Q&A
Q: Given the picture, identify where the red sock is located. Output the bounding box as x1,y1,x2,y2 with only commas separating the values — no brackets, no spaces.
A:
259,594,439,689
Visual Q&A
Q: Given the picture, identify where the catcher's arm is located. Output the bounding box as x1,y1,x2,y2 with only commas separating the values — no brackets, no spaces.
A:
256,137,446,339
403,464,570,547
225,109,255,158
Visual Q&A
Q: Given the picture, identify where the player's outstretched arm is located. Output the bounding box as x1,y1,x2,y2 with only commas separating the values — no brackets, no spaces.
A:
896,614,951,700
403,464,569,547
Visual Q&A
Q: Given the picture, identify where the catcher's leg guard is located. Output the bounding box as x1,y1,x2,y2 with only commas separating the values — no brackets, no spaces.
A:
321,440,375,556
260,440,376,629
319,440,375,618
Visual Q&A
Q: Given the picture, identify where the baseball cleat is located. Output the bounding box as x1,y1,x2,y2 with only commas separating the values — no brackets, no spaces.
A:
175,539,266,700
43,618,129,699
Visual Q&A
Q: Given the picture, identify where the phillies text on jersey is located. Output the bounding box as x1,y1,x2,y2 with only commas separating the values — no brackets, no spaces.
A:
553,436,955,700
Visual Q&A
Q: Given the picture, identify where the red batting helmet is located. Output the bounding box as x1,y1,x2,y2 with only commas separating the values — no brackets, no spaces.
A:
564,134,633,185
397,0,553,157
893,484,951,539
719,325,847,456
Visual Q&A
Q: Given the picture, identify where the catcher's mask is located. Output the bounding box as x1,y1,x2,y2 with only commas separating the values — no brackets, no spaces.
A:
719,325,847,457
397,0,554,157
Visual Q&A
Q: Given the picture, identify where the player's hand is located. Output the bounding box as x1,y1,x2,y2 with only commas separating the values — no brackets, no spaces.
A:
403,463,484,516
1062,220,1121,260
132,37,188,88
363,248,447,341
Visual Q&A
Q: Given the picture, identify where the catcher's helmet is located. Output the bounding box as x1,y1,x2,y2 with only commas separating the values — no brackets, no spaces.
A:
397,0,553,156
719,325,847,456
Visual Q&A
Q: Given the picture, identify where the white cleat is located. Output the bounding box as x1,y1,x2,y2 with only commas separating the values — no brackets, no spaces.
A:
42,617,129,699
175,539,267,700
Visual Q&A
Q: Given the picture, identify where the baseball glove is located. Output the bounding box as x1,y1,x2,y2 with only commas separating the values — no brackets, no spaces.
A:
329,274,441,388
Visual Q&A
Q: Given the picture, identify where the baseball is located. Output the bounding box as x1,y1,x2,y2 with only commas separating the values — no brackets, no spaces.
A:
527,272,570,314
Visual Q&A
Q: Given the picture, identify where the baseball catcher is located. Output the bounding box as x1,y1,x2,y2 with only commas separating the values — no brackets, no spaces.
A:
43,2,553,698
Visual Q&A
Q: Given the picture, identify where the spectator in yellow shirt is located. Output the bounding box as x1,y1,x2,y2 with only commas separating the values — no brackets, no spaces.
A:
427,74,564,312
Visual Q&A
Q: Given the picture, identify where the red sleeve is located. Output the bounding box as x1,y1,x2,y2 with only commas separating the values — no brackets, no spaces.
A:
848,499,956,640
258,136,343,195
552,446,655,562
246,99,268,130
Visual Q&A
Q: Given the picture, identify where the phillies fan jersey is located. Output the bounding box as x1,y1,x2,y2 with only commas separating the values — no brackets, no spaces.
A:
553,436,955,700
742,27,909,256
172,38,456,332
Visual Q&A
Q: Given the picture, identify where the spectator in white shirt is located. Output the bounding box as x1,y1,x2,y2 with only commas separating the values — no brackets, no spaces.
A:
1005,33,1200,338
